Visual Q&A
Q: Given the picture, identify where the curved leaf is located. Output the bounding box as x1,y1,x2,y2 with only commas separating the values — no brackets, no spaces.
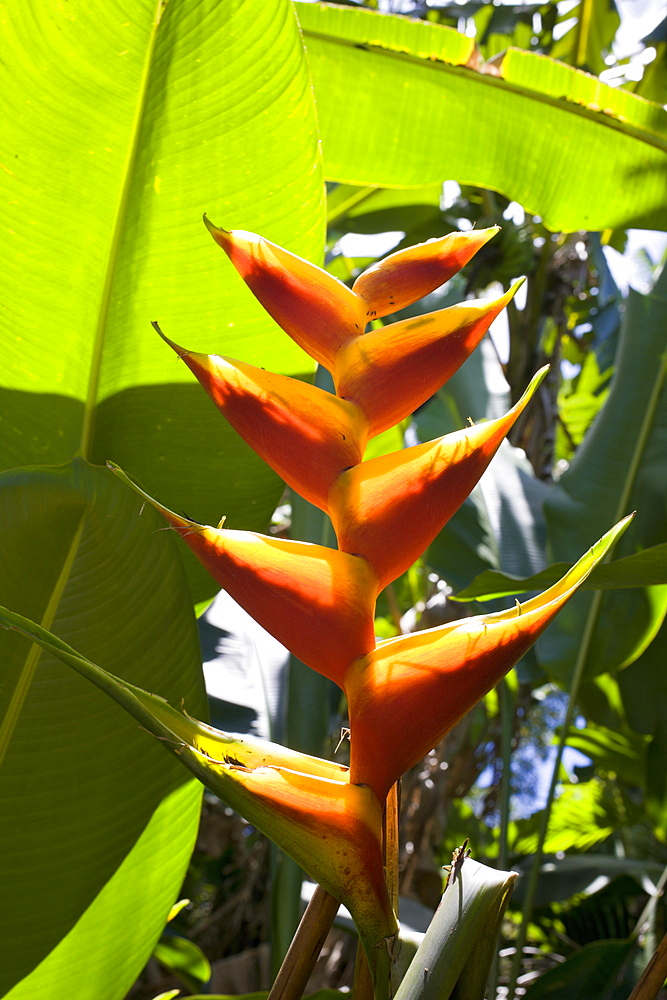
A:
297,2,667,231
541,266,667,681
5,781,202,1000
0,459,206,997
1,0,324,601
452,543,667,602
511,856,664,908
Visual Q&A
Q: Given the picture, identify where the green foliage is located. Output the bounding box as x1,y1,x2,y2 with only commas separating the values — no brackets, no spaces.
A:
543,264,667,682
1,0,324,995
153,934,212,994
297,2,667,230
0,460,205,998
522,938,636,1000
1,0,325,601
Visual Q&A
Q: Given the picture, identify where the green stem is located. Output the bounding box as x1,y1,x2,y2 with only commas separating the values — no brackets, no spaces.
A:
489,678,514,998
498,679,514,873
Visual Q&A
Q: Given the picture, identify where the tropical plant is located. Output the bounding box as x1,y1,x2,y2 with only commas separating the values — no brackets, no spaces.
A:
0,219,631,997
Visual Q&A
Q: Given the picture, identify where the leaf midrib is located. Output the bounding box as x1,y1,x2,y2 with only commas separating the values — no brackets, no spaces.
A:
301,28,667,155
0,514,86,768
79,0,166,459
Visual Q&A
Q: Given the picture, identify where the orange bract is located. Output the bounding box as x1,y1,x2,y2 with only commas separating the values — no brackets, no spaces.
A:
212,764,397,958
205,219,367,369
156,327,369,511
345,516,632,800
352,227,499,319
334,282,522,436
329,369,547,588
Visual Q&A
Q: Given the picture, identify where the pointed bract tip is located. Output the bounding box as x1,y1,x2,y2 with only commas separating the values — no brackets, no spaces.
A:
504,366,549,421
203,213,218,234
203,214,231,246
107,463,200,531
600,511,635,545
528,363,550,391
152,321,193,361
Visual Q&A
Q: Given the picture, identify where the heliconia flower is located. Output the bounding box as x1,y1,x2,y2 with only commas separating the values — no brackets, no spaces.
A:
334,281,523,438
0,601,397,977
205,218,498,370
154,324,369,511
108,464,377,684
344,515,634,800
351,227,499,319
204,217,367,370
329,368,548,589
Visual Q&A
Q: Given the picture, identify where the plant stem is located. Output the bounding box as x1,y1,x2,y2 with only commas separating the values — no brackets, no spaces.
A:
268,884,340,1000
627,930,667,1000
489,678,514,998
352,943,375,1000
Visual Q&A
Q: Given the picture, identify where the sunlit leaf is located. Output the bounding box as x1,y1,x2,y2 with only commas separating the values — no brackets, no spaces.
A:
298,2,667,231
1,0,324,602
452,543,667,601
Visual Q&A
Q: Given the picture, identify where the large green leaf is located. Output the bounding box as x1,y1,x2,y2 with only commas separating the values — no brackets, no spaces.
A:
297,3,667,232
1,0,324,601
0,459,206,998
511,855,664,908
617,619,667,836
540,266,667,682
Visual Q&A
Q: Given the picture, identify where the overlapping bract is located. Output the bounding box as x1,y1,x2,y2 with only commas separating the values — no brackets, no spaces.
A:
203,218,499,370
112,221,631,970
